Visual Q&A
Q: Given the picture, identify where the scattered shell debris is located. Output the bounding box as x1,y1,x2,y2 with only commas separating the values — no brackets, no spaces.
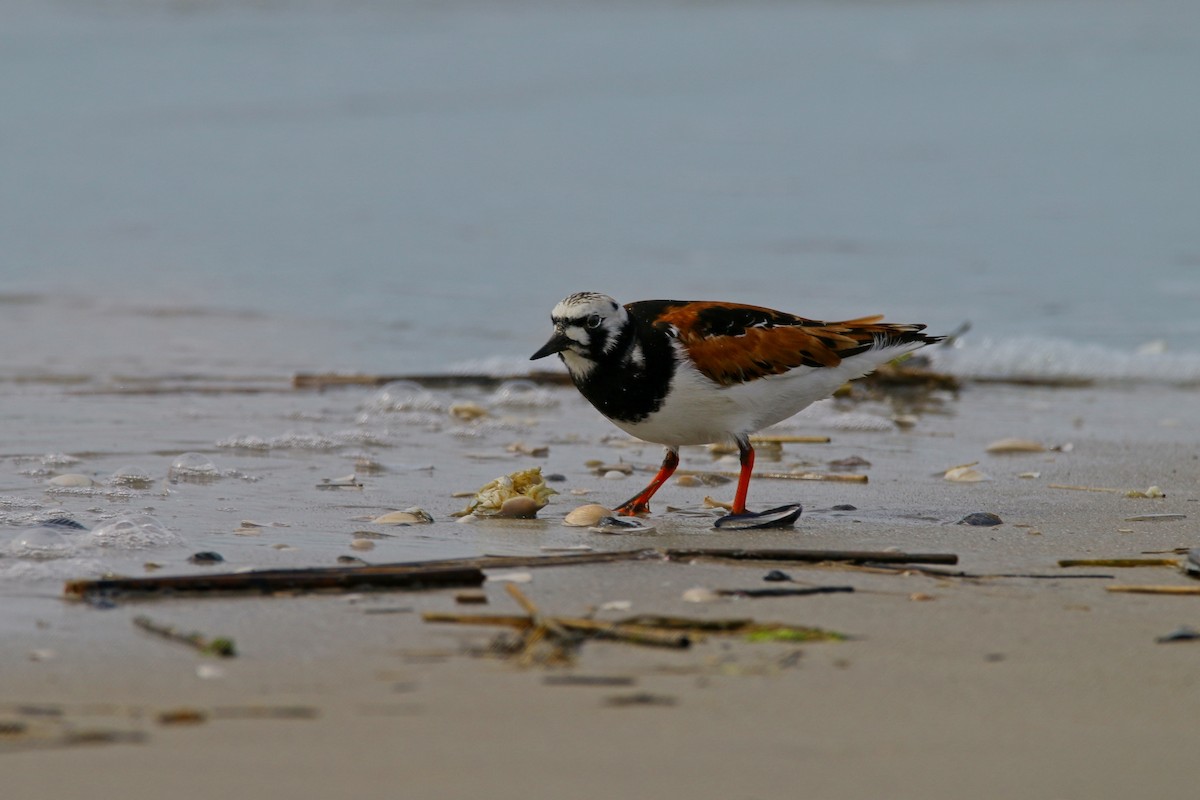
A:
958,512,1003,527
317,474,363,490
449,401,489,422
562,504,613,527
589,517,656,535
456,467,557,519
371,508,434,525
985,438,1046,454
943,462,991,482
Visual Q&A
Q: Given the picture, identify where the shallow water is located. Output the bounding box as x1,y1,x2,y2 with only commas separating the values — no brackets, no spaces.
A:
3,0,1199,381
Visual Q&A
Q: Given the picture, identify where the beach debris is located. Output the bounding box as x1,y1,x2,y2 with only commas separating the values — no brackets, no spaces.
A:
1184,549,1200,579
371,508,433,525
763,570,792,582
427,587,705,666
602,470,628,480
714,503,803,530
133,615,237,658
486,571,533,584
589,516,656,535
448,401,489,421
604,693,677,708
1058,558,1179,568
195,664,226,680
317,474,362,490
1124,513,1185,522
456,590,488,605
543,675,636,687
909,592,936,602
681,587,723,603
620,615,846,643
674,474,702,487
158,708,208,726
338,556,369,566
507,442,549,458
1105,586,1200,596
1049,484,1166,497
943,462,990,482
828,455,871,471
598,600,633,612
349,538,375,551
455,467,557,518
716,586,854,599
46,474,95,488
1018,471,1042,479
985,438,1046,454
1156,626,1200,643
188,551,224,565
65,562,486,600
664,547,958,566
563,504,613,527
958,512,1003,527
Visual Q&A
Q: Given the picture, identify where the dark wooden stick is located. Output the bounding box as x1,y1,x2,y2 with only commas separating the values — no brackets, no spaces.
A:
65,564,485,600
665,548,958,566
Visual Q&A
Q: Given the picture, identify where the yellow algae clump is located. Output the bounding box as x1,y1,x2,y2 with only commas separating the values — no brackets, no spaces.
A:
457,467,557,519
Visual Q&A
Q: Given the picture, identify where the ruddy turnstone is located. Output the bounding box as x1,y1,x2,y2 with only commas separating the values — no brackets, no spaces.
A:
531,292,942,519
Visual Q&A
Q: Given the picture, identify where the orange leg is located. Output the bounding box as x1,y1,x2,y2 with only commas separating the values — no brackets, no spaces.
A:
731,441,755,515
615,449,680,516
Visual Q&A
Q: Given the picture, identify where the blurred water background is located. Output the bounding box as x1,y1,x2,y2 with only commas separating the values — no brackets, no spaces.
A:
4,0,1200,383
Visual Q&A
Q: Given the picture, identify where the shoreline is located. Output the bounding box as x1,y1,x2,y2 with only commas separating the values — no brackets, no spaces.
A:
2,378,1198,798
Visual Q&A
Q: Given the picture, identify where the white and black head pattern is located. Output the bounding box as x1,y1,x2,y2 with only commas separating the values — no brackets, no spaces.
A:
530,292,629,377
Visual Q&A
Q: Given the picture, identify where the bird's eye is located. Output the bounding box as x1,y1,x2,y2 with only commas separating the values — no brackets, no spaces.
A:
586,314,602,329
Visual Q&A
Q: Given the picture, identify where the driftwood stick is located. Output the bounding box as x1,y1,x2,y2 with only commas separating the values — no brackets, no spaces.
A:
670,468,867,484
65,564,485,600
132,615,237,657
665,548,958,566
1058,558,1179,568
1105,585,1200,596
422,612,692,649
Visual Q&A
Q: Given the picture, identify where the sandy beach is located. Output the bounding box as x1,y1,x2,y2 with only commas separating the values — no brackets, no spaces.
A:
3,376,1198,799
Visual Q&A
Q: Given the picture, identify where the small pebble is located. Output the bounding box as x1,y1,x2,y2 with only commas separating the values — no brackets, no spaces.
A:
958,512,1003,527
349,538,375,551
674,475,702,487
603,470,628,480
830,504,857,511
681,586,722,603
188,551,225,564
763,570,792,583
338,555,369,565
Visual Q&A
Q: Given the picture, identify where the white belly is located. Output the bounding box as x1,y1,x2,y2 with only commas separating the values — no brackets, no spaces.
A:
613,340,924,447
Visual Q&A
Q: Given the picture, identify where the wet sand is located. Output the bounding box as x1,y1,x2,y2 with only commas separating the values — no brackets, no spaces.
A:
3,378,1198,799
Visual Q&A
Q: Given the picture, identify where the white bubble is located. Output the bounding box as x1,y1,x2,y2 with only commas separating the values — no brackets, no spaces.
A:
367,381,443,413
88,514,182,549
168,452,220,482
490,380,559,409
9,526,77,559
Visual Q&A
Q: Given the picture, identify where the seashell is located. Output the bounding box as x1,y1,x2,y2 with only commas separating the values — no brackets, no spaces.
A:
986,438,1046,454
588,516,656,535
563,504,613,527
47,474,95,487
349,538,375,551
371,507,434,525
674,475,701,487
958,512,1003,527
713,504,803,530
943,463,991,482
496,496,540,519
449,401,489,421
602,470,627,480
